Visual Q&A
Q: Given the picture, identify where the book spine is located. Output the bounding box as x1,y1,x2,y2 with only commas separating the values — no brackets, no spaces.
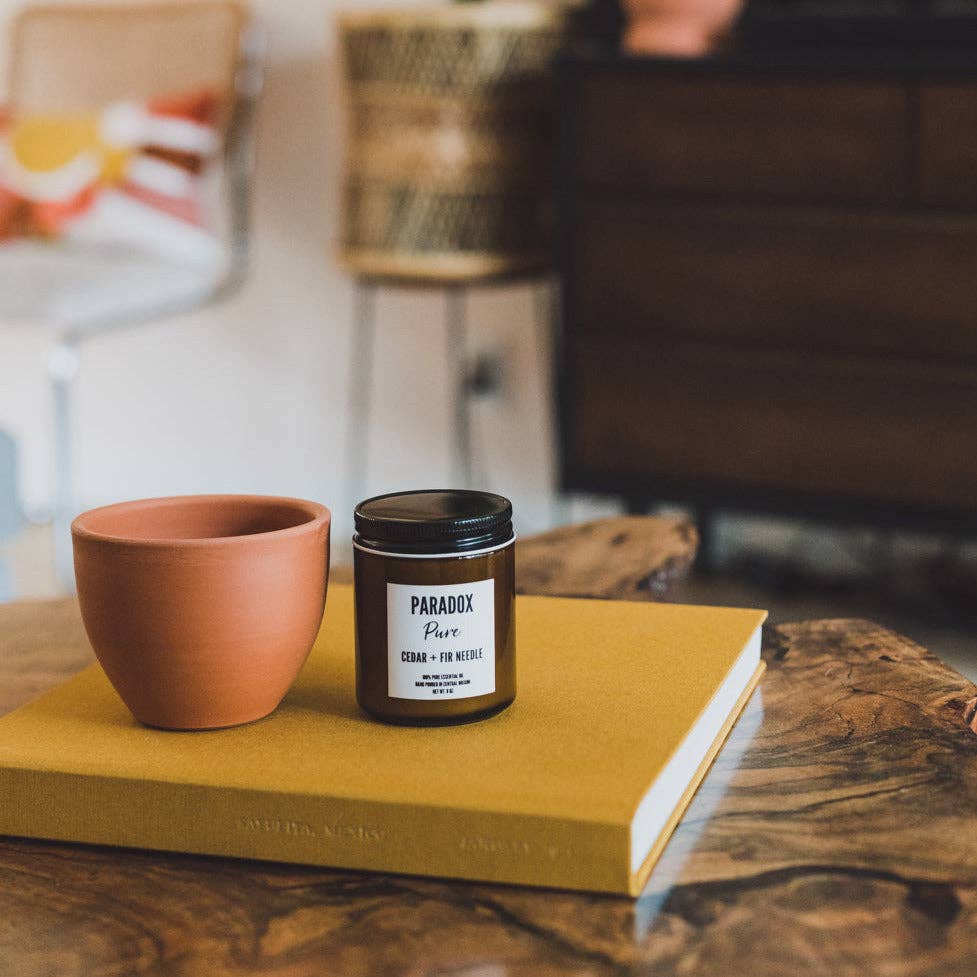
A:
0,766,630,894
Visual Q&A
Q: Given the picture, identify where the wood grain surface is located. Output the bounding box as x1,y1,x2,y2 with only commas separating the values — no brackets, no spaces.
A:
515,515,697,601
0,597,92,715
2,517,976,976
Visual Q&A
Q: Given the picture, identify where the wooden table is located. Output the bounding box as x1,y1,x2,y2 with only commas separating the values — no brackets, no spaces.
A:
2,515,976,976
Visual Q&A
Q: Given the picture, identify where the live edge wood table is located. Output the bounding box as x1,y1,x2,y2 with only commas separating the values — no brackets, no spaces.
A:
2,515,977,976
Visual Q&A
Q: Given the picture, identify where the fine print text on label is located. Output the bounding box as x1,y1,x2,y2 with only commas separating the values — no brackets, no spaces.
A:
386,579,495,700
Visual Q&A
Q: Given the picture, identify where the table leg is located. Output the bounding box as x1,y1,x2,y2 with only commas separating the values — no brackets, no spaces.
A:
446,284,473,488
345,279,377,511
49,339,80,591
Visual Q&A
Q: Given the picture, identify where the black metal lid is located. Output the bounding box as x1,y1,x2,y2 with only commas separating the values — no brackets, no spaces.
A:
353,489,514,554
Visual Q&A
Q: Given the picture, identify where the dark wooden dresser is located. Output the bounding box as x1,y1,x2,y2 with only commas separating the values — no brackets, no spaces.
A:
556,45,977,528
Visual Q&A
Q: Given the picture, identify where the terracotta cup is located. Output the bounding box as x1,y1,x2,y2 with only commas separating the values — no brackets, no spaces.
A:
72,495,331,730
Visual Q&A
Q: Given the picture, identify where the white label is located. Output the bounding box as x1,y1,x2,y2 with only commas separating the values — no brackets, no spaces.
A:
386,579,496,700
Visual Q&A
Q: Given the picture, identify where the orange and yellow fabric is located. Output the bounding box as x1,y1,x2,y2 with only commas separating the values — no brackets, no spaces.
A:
0,89,224,262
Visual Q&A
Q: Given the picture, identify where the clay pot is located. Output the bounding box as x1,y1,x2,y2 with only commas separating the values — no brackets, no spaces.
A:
622,0,742,56
72,495,331,730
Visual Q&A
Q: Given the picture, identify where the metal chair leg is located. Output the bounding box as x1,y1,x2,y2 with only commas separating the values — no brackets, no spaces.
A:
49,339,80,590
446,284,474,488
0,429,22,601
345,279,377,511
533,275,555,347
531,276,568,527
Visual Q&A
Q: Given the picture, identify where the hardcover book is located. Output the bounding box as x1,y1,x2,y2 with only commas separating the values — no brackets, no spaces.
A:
0,585,765,896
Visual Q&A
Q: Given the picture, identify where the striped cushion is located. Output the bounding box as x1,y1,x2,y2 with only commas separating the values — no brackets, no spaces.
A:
0,89,222,262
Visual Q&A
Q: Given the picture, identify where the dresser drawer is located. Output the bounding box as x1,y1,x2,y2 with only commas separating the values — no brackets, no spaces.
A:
565,336,977,511
919,81,977,209
572,199,977,359
575,71,909,204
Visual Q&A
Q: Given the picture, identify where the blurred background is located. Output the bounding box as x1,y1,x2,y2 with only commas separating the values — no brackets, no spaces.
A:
1,0,976,677
0,0,596,587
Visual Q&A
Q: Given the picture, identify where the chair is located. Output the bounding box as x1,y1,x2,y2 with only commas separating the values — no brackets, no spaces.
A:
0,2,263,585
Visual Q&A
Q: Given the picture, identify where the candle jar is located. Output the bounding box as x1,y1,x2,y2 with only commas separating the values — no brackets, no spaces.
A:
353,489,515,725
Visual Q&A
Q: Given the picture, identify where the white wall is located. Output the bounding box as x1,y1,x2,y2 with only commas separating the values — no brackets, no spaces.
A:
0,0,608,560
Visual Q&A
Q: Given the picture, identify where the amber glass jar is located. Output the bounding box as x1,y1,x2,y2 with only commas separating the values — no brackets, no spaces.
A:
353,490,515,725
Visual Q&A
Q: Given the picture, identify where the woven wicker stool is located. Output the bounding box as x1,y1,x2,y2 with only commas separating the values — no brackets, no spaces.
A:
337,1,571,501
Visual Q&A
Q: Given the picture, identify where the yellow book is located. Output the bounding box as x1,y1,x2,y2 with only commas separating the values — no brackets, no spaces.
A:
0,585,765,896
